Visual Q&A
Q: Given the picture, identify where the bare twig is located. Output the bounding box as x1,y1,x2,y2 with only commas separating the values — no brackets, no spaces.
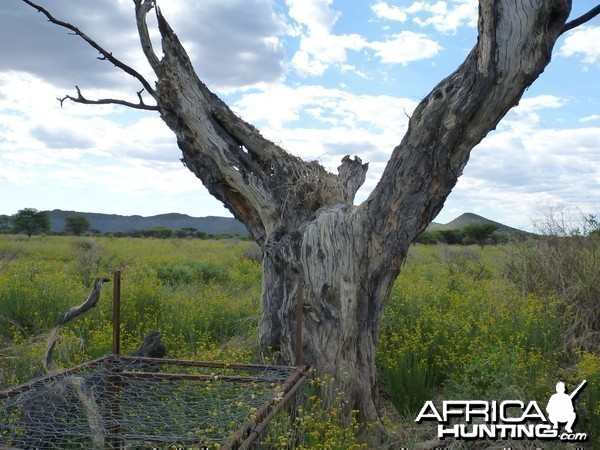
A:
561,5,600,35
21,0,158,106
57,86,159,111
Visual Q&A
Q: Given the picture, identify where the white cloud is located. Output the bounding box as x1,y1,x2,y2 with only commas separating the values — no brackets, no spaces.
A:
499,95,567,132
288,0,447,76
291,33,367,76
286,0,369,76
411,0,478,33
369,31,442,64
371,1,478,33
233,84,416,135
580,114,600,123
446,124,600,229
371,2,408,22
428,91,600,228
286,0,340,34
559,26,600,64
0,0,287,92
0,70,231,217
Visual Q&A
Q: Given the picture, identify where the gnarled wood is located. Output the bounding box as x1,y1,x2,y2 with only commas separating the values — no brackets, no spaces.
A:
22,0,590,423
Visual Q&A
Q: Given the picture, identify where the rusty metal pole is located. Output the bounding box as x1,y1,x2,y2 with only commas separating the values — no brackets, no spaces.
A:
109,271,123,449
295,276,304,365
112,271,121,355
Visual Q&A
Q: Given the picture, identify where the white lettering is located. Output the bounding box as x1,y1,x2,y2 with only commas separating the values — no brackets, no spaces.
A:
444,401,467,422
438,424,459,438
465,400,491,423
560,432,587,441
499,400,524,423
415,401,443,423
521,401,546,422
536,424,558,438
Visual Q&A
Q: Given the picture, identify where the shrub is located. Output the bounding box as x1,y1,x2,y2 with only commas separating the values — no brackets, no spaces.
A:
154,260,230,287
504,210,600,352
378,245,564,416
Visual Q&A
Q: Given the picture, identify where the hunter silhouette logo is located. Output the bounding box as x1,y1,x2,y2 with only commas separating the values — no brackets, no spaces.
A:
546,380,586,434
415,379,589,442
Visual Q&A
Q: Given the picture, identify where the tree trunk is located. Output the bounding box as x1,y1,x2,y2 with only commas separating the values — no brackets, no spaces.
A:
125,0,573,422
260,204,395,420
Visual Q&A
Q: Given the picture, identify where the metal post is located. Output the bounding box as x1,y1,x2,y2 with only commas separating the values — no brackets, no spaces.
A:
109,271,123,448
112,271,121,355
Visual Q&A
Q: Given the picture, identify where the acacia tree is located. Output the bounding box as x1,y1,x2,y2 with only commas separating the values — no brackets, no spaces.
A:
462,223,499,247
64,215,91,236
12,208,51,237
22,0,599,421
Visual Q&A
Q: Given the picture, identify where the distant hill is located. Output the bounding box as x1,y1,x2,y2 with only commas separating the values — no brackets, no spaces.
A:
427,212,524,236
39,210,522,238
47,210,248,236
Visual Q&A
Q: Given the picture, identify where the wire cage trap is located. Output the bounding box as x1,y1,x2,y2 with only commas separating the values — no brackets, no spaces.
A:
0,354,311,449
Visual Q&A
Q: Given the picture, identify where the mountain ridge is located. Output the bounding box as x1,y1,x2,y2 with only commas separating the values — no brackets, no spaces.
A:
428,212,524,235
28,209,524,236
46,209,248,235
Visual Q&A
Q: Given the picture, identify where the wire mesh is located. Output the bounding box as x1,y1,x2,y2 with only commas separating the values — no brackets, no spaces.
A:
0,355,310,449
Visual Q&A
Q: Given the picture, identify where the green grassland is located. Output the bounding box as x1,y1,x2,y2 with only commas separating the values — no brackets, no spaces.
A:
0,235,598,448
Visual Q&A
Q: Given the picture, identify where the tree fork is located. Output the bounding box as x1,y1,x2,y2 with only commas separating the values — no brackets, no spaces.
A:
21,0,598,425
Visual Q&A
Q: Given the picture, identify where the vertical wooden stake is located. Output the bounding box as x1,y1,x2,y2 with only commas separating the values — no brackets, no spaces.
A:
112,271,121,355
295,276,304,365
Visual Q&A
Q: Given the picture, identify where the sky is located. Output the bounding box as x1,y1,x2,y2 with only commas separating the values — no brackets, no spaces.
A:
0,1,598,231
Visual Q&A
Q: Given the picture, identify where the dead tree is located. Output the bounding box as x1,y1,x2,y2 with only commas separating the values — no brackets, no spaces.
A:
21,0,599,422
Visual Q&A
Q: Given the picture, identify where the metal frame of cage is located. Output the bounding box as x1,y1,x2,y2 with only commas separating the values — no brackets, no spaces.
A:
0,271,311,449
0,355,311,449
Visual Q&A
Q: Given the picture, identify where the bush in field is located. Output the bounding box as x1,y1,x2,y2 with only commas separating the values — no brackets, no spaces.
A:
572,352,600,436
434,229,463,244
262,373,369,449
504,211,600,352
70,239,105,282
154,260,230,287
378,246,565,416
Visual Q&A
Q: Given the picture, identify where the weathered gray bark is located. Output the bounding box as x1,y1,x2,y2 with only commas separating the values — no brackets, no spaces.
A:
130,0,573,420
23,0,591,422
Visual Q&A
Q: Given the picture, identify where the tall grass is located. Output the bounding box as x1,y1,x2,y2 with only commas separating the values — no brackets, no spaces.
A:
0,235,262,386
0,235,597,446
377,246,565,415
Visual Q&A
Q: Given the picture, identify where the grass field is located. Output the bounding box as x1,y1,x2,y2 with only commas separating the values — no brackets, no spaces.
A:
0,234,598,448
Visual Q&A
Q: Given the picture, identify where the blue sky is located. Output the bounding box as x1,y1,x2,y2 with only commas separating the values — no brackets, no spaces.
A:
0,0,598,230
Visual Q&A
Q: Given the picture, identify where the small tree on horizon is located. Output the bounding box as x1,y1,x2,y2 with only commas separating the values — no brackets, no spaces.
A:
0,215,12,233
12,208,51,237
462,223,499,248
64,215,91,236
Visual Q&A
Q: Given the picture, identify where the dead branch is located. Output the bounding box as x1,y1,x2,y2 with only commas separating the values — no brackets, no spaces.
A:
38,276,111,448
133,0,161,74
561,5,600,35
21,0,158,107
57,86,159,111
45,276,110,372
